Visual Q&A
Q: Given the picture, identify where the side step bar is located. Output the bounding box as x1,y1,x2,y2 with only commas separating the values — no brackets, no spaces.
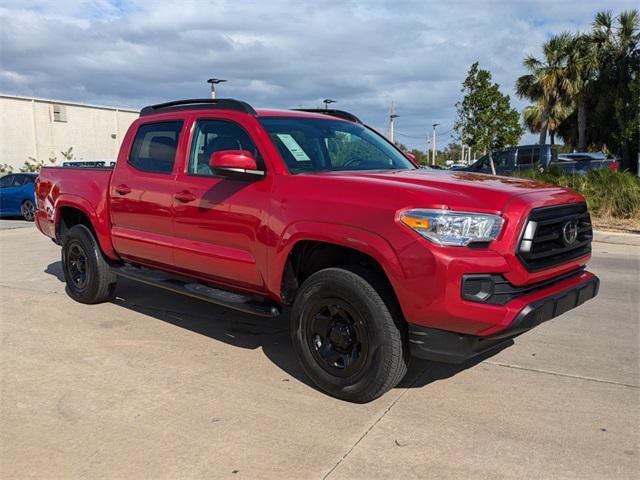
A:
112,265,280,317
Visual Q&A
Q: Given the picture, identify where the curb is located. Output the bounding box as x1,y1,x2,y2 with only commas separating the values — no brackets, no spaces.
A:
593,230,640,246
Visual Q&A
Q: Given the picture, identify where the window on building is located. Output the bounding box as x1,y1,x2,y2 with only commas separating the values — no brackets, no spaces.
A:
52,104,67,122
128,121,183,174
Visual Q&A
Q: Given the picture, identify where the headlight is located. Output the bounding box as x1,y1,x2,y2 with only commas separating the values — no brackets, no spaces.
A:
399,209,503,246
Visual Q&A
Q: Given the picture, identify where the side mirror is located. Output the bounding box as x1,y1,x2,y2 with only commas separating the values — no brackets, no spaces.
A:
209,150,264,178
405,152,417,164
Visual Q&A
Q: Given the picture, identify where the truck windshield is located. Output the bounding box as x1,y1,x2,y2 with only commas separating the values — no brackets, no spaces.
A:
259,117,416,174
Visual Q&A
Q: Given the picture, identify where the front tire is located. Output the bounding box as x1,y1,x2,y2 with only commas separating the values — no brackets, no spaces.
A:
291,267,408,403
21,199,35,222
62,224,117,304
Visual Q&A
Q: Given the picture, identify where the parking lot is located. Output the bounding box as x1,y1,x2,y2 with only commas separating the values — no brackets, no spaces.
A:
1,222,638,479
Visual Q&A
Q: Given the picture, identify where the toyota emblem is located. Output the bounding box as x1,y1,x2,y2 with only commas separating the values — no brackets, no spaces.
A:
562,220,579,246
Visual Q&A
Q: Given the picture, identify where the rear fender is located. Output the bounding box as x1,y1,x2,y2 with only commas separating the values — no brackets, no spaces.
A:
54,195,119,260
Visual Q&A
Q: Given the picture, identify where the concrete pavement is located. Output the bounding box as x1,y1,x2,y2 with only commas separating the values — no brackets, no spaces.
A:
0,225,638,479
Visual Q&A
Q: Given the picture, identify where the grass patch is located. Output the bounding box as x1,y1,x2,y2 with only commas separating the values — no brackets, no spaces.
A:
514,167,640,222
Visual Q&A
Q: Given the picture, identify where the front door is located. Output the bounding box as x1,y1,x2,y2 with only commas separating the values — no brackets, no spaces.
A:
109,119,185,269
0,174,20,214
172,117,271,292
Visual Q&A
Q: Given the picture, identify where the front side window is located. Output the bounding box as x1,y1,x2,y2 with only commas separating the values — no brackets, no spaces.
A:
128,121,183,174
259,117,415,174
0,175,14,188
188,120,263,176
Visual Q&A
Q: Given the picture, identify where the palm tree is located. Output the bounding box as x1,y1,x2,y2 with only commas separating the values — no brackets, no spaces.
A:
522,102,571,145
565,34,598,150
516,33,573,145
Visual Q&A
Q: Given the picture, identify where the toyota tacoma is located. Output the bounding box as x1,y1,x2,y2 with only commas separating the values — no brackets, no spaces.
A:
35,98,599,402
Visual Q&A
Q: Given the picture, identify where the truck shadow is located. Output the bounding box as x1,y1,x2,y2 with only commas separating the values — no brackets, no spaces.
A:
45,261,512,395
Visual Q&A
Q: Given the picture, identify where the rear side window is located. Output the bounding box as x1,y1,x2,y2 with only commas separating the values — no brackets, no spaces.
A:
516,148,533,165
532,148,540,164
13,175,33,186
128,121,183,174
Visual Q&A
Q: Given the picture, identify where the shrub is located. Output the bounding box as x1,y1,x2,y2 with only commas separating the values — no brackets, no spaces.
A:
515,169,640,220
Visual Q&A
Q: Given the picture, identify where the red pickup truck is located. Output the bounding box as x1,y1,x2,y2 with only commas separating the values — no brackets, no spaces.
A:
35,99,599,402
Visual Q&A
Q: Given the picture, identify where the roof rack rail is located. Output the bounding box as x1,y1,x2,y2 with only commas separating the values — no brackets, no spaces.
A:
140,98,256,117
292,108,362,124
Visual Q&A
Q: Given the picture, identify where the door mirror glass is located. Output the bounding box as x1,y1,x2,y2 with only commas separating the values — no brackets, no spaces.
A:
209,150,264,177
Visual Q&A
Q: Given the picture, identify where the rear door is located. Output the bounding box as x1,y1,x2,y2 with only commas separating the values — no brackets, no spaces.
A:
109,119,186,268
515,147,534,172
171,115,272,291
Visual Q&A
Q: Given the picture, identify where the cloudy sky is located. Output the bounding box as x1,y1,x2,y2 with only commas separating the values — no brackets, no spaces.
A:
1,0,636,149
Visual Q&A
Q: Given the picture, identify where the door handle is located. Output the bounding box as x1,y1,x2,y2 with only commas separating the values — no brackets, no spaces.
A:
115,184,131,195
174,191,196,203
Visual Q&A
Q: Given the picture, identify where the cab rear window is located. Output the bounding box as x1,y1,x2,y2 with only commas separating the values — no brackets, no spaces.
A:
128,121,183,174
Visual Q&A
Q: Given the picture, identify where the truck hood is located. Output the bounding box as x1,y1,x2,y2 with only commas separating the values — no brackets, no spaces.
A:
310,169,577,213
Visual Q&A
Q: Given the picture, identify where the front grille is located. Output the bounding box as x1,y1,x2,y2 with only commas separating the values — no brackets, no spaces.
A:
517,203,592,271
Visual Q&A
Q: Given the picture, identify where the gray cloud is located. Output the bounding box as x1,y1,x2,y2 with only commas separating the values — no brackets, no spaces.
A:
1,0,636,149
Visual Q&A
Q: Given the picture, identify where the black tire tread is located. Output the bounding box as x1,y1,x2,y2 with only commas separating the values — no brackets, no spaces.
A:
292,266,408,403
62,224,117,304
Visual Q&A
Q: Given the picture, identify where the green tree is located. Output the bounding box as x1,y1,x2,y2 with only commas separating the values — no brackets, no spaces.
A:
589,10,639,171
516,33,573,145
454,62,523,155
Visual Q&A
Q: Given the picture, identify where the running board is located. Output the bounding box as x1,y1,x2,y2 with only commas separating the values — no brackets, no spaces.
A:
112,265,280,317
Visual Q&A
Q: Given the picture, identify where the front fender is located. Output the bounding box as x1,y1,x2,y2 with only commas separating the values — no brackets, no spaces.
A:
269,220,406,303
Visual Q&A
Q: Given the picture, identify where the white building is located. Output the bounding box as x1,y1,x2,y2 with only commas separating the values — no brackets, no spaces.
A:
0,94,139,171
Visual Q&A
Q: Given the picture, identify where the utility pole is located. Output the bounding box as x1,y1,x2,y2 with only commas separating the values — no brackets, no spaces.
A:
323,99,336,110
388,101,398,144
431,123,439,166
460,144,465,163
207,78,226,99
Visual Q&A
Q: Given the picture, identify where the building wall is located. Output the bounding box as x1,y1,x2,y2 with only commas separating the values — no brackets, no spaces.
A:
0,95,139,170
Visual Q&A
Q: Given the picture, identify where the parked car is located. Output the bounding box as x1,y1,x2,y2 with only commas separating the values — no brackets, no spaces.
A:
35,99,599,402
556,152,618,173
448,163,470,170
465,145,617,175
0,173,38,221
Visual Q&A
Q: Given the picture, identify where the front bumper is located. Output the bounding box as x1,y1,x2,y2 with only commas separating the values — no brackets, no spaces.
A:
408,273,599,363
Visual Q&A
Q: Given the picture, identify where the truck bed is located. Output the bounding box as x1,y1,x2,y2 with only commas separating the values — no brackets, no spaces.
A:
35,166,115,257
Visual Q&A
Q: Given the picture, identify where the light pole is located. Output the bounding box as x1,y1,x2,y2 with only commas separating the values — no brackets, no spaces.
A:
389,113,399,144
431,123,440,166
323,99,336,110
207,78,227,99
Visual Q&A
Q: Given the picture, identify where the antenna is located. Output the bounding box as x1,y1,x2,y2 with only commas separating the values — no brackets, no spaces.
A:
207,78,227,99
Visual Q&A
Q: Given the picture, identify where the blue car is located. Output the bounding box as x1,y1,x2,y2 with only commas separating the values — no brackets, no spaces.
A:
0,173,38,221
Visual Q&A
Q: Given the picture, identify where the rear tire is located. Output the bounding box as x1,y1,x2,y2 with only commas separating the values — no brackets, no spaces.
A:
291,267,408,403
21,199,35,222
62,224,117,304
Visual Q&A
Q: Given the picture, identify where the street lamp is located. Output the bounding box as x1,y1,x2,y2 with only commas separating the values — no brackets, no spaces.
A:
389,113,399,143
323,99,336,110
431,123,440,166
207,78,227,99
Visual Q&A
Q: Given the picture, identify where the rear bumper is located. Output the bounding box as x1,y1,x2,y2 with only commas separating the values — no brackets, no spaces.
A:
408,273,599,363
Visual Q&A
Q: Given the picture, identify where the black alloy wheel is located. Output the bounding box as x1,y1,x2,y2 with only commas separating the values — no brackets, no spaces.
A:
307,300,369,378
